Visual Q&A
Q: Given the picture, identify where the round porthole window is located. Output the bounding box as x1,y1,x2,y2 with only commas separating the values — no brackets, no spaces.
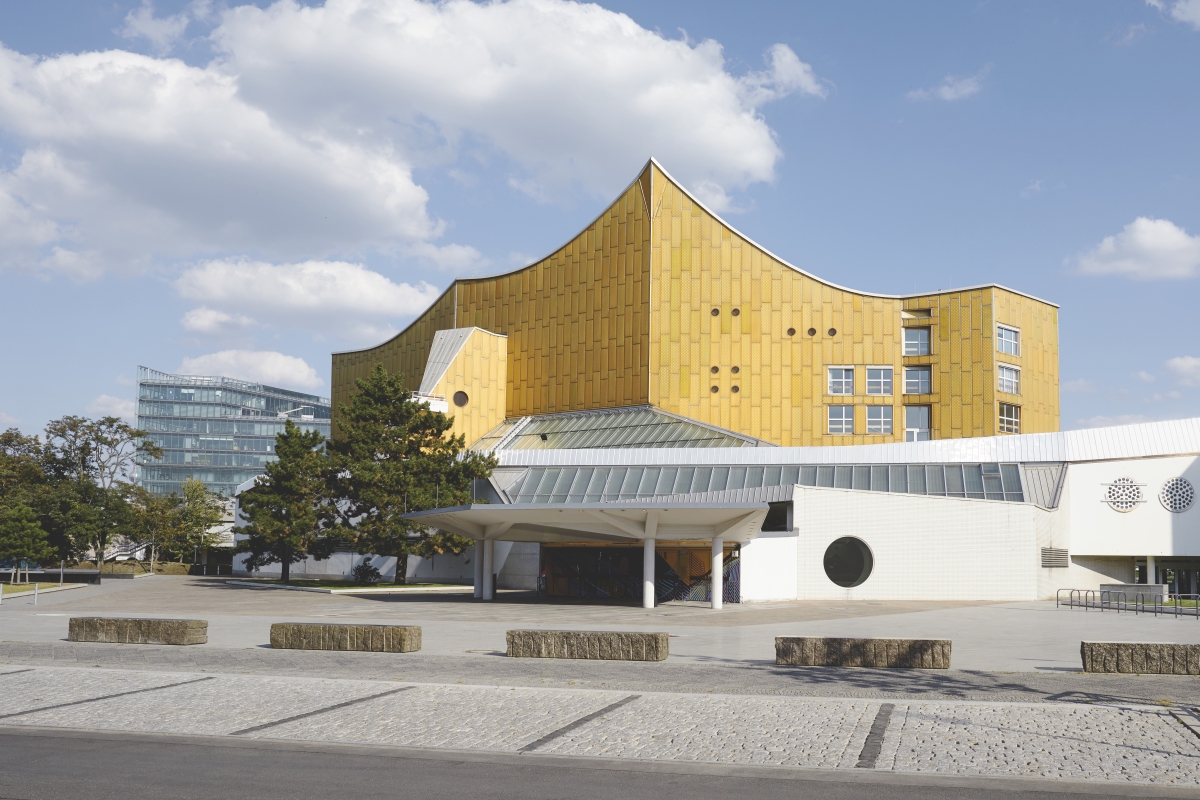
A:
828,328,837,336
787,327,796,336
711,366,719,374
731,385,740,393
731,308,740,316
452,391,469,407
823,537,873,588
1160,478,1195,513
731,366,740,374
711,308,720,316
807,328,817,336
710,386,719,393
1105,477,1142,512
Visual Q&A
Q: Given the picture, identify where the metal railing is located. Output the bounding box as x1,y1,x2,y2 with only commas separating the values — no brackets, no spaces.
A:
1056,588,1198,618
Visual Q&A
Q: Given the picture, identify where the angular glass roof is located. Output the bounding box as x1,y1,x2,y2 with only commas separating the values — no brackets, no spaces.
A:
502,463,1026,505
473,406,765,451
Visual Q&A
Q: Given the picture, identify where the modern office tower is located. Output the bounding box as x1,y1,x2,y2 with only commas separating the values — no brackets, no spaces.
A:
136,366,331,496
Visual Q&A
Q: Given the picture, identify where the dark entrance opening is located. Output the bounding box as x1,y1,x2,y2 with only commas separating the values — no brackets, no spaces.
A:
539,545,740,604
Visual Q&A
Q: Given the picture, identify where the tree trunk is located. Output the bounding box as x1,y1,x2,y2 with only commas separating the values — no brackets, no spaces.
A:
395,552,408,585
281,546,290,583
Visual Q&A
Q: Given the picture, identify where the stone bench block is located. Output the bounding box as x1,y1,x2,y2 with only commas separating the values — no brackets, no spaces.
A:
1081,641,1200,674
506,630,668,661
68,617,207,646
775,637,951,669
270,623,421,653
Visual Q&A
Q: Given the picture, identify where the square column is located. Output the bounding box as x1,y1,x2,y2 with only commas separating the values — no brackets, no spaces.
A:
643,538,656,609
711,536,723,610
473,541,483,599
482,539,495,601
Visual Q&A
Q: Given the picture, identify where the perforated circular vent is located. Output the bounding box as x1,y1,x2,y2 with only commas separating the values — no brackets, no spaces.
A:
1159,478,1195,513
1105,478,1142,512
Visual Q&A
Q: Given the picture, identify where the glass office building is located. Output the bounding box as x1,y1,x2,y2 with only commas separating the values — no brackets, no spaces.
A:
136,366,331,497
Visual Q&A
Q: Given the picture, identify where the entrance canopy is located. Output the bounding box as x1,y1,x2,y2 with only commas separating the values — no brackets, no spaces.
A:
404,501,768,544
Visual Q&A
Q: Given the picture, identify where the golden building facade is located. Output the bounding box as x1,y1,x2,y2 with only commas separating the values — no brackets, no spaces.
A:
332,160,1059,446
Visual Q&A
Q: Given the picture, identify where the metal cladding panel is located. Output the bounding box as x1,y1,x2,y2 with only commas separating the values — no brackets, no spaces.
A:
418,328,477,395
474,405,761,451
494,417,1200,467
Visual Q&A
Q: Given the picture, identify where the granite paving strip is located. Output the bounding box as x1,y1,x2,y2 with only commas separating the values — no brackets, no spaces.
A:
0,676,213,720
242,684,630,752
520,695,642,752
0,669,404,737
0,668,203,717
5,642,1200,705
231,686,415,736
855,703,894,768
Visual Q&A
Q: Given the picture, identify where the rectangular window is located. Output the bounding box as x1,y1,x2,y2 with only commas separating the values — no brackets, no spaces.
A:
903,328,930,356
904,366,931,394
999,402,1021,434
828,367,854,395
866,405,893,434
828,405,854,434
866,367,893,395
905,406,931,441
997,325,1020,356
998,364,1020,395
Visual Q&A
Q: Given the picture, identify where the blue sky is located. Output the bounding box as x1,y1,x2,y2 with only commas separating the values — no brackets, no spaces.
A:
1,0,1198,434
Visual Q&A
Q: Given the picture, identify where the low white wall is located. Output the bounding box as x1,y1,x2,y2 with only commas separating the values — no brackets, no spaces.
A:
794,486,1040,601
739,532,798,601
233,550,398,581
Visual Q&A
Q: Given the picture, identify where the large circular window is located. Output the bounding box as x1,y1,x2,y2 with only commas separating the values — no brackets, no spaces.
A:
1105,478,1142,512
452,391,469,407
823,537,873,588
1160,478,1195,513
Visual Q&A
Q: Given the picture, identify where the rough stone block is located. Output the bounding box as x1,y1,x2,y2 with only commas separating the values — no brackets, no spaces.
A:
67,617,207,646
1081,642,1200,673
775,637,951,669
506,630,668,661
269,623,421,653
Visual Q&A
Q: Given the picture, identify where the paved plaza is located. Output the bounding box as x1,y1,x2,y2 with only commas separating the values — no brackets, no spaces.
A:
2,576,1200,791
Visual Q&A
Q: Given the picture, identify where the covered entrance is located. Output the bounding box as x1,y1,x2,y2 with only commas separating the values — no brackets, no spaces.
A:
404,500,767,609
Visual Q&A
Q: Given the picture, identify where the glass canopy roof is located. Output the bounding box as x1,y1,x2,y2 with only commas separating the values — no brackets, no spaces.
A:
473,406,764,451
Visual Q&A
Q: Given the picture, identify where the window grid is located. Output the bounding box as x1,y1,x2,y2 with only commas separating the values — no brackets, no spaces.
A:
903,328,930,356
828,368,854,395
866,368,893,395
998,364,1020,395
866,406,893,434
905,406,931,442
904,366,931,395
999,403,1020,434
828,405,854,434
997,325,1020,356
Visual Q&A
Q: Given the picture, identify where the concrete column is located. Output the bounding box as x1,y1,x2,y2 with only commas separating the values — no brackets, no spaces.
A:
1147,555,1156,586
473,541,483,599
482,539,495,600
643,538,656,609
711,536,723,610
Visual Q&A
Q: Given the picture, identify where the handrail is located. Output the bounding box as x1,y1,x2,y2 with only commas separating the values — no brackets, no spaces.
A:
1171,593,1199,619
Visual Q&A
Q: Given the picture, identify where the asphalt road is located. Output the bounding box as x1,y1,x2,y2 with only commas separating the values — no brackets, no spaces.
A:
1,728,1193,800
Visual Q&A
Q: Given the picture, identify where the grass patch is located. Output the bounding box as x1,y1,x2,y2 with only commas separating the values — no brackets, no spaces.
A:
2,583,63,595
237,578,464,589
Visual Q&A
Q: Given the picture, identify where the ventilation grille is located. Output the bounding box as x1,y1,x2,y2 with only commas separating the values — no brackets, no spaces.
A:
1160,478,1195,514
1104,478,1143,512
1040,547,1069,568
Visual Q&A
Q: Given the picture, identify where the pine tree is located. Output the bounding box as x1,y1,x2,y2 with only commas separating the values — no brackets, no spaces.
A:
326,364,496,583
0,503,56,571
236,420,332,582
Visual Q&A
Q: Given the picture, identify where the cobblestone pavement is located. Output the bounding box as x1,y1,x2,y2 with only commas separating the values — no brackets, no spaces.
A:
4,641,1200,706
1,665,1198,785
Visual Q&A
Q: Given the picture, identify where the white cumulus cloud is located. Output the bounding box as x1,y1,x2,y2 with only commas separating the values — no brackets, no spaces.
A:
907,66,991,102
1167,355,1200,385
0,411,19,427
0,0,823,278
178,350,323,390
86,394,137,424
1076,217,1200,279
176,259,443,342
1149,0,1200,30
